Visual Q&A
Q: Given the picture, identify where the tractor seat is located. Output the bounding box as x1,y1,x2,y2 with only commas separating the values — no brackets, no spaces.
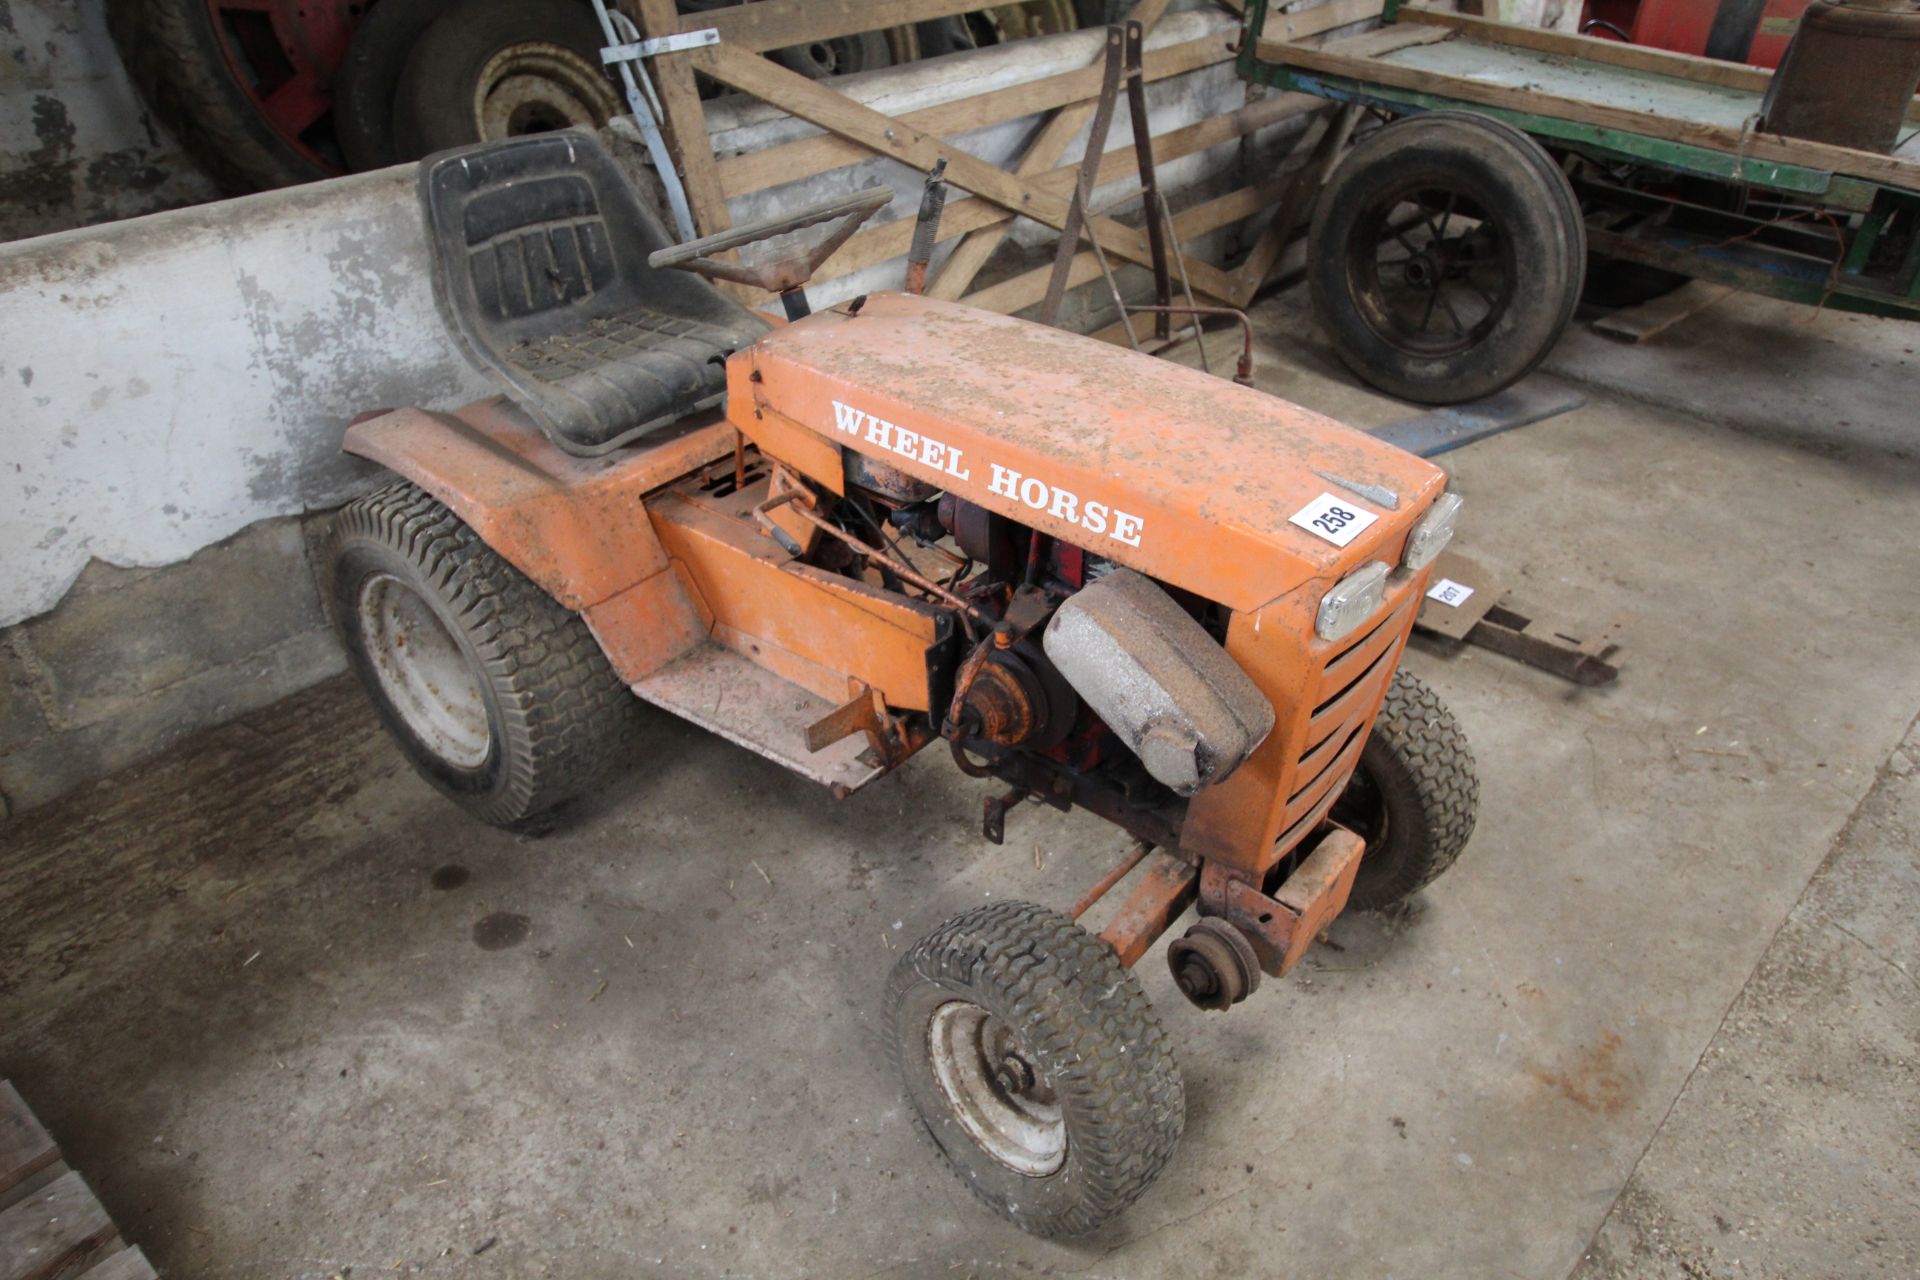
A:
419,131,767,455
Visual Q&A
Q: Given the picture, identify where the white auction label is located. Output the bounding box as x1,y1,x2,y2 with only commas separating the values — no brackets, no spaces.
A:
1288,492,1378,547
1426,578,1475,607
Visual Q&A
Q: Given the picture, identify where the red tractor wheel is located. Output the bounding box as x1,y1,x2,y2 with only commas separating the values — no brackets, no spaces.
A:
116,0,359,191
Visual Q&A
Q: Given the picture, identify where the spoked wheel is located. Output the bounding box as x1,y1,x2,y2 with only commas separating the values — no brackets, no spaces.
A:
326,479,644,826
1330,668,1479,910
1309,111,1586,404
887,901,1183,1236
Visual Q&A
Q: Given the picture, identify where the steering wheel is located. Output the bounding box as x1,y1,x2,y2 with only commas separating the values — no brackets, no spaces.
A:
648,185,893,294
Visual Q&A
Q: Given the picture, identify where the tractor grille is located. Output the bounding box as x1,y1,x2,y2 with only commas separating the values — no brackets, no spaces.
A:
1274,591,1416,853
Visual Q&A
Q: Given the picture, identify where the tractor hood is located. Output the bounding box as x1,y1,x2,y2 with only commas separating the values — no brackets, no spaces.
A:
731,292,1447,613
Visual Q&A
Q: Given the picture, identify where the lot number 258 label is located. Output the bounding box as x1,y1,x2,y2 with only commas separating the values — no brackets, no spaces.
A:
1288,492,1378,548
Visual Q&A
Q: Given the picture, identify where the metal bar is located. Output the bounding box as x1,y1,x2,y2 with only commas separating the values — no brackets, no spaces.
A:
1097,853,1199,967
1070,840,1154,921
1157,193,1210,374
1080,176,1142,350
1122,20,1172,338
1040,27,1129,327
1368,384,1588,458
591,0,697,240
904,159,950,295
599,26,719,61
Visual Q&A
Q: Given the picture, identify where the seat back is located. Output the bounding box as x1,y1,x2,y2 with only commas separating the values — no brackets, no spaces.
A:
419,131,767,454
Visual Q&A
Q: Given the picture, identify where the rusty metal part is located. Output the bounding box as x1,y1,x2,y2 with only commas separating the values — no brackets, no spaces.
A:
974,741,1184,851
1199,826,1364,977
981,784,1029,845
1069,839,1154,921
1125,306,1257,386
1462,600,1625,687
845,450,939,504
1096,852,1199,968
904,158,950,295
649,185,893,294
805,684,886,752
1759,1,1920,154
1039,21,1169,333
772,475,990,626
1043,568,1274,796
1167,917,1262,1011
960,655,1044,745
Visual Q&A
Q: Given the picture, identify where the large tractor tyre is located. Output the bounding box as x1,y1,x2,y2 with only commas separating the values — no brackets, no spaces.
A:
1307,110,1586,405
1331,668,1479,910
886,901,1185,1237
334,0,458,171
325,480,643,827
389,0,621,162
113,0,341,192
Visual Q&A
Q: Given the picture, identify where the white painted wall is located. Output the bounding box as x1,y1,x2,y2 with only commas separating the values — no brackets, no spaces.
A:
0,168,493,627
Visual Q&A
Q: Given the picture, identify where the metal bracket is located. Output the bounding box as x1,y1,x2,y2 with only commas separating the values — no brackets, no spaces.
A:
600,26,719,64
589,0,700,241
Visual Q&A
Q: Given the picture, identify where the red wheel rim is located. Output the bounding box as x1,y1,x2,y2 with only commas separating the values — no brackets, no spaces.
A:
204,0,359,174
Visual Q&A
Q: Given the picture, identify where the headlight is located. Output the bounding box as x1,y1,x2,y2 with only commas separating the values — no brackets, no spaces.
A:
1403,492,1463,571
1317,561,1389,642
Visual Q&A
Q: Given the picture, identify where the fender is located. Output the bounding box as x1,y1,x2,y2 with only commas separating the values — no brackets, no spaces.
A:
342,396,732,681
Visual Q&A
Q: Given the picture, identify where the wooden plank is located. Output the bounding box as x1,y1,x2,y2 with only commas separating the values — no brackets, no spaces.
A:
1227,103,1355,303
1257,34,1920,189
962,165,1294,315
687,40,1244,300
637,0,732,239
717,25,1219,199
1590,280,1733,343
807,88,1318,292
689,0,991,54
0,1171,116,1280
75,1250,156,1280
933,0,1380,301
1400,6,1920,123
0,1086,58,1213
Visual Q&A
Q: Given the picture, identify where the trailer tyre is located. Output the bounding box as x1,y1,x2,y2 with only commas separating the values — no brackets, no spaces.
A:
325,479,642,826
1308,111,1584,404
887,900,1184,1236
1332,668,1478,910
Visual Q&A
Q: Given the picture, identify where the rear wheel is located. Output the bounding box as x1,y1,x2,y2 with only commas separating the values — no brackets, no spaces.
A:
887,901,1184,1236
1308,111,1585,404
1331,668,1478,909
325,479,643,825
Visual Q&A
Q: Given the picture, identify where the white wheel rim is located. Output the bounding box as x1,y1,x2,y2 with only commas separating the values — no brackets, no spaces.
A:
927,1000,1066,1177
357,572,492,769
473,44,621,140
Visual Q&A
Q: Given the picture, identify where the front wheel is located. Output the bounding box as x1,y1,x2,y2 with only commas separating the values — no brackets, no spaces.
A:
1331,668,1479,909
886,901,1184,1236
325,479,643,826
1308,111,1585,404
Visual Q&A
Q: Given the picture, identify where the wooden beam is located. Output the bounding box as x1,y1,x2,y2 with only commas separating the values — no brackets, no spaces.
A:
803,87,1321,293
637,0,732,239
1227,102,1356,303
930,0,1174,301
961,165,1296,315
687,39,1244,299
717,24,1218,199
1259,33,1920,188
932,0,1383,301
688,0,991,54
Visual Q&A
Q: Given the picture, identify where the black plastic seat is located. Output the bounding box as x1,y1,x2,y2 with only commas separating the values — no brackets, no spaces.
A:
419,131,767,454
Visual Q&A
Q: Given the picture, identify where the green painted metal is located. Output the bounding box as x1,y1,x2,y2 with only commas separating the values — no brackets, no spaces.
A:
1239,0,1920,323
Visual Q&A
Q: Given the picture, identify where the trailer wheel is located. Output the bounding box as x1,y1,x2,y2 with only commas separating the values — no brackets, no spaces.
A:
389,0,621,161
1332,668,1478,910
325,479,642,826
887,900,1184,1236
1308,111,1584,404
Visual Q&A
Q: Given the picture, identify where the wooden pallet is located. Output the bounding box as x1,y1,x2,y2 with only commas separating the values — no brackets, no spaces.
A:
0,1082,153,1280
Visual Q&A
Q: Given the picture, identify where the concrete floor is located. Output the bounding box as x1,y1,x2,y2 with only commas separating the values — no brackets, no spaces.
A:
2,286,1917,1278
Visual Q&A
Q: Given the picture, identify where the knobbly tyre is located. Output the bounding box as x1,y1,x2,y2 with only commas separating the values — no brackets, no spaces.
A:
326,131,1478,1236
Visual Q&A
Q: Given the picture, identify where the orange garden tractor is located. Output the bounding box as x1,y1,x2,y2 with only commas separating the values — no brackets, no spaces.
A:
327,132,1478,1235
